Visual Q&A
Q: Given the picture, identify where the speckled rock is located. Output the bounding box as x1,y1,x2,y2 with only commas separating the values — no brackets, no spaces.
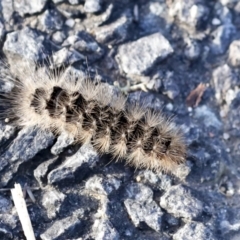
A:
41,188,66,219
84,0,102,13
173,222,216,240
116,32,173,75
160,185,203,219
210,24,235,55
124,183,163,232
95,11,133,44
14,0,47,16
40,213,82,240
3,27,52,62
48,144,99,185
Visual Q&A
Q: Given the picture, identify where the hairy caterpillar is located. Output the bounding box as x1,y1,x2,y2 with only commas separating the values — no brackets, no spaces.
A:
0,60,186,173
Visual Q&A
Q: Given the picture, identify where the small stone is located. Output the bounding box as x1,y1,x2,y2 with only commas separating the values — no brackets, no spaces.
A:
210,24,235,55
124,199,163,232
173,222,216,240
34,157,58,188
51,31,67,45
116,32,173,75
212,64,236,105
223,133,230,140
40,9,64,32
91,219,120,240
84,0,102,13
124,183,163,232
0,195,12,213
2,127,54,163
51,131,75,155
62,31,104,63
212,18,221,25
48,144,99,185
40,214,81,240
228,40,240,67
68,0,80,5
41,188,66,219
14,0,47,16
65,18,75,28
50,47,84,69
184,39,201,61
160,185,203,219
85,175,121,195
3,27,51,62
95,11,132,44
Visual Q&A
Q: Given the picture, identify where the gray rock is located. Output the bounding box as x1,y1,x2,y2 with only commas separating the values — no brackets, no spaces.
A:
95,11,132,44
2,127,54,163
0,213,18,239
212,64,237,106
210,24,235,55
85,175,121,195
34,157,58,188
48,144,99,185
138,2,169,35
116,32,173,75
50,47,84,69
52,0,64,4
40,214,81,240
124,199,163,232
228,40,240,67
0,195,12,213
184,38,201,61
0,20,5,41
135,170,172,191
0,122,15,147
14,0,47,17
124,183,163,232
62,31,104,62
92,219,120,240
160,185,203,219
51,131,75,155
51,31,67,45
162,71,180,100
0,127,54,186
168,0,209,30
41,188,66,219
84,0,102,13
40,9,64,33
173,222,216,240
3,27,51,61
68,0,80,5
1,0,15,22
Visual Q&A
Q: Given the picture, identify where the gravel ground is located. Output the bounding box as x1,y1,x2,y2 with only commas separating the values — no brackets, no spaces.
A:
0,0,240,239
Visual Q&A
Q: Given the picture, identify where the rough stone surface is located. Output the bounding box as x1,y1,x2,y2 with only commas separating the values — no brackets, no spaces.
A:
124,183,163,232
40,214,82,240
228,40,240,67
210,24,235,55
160,185,203,219
48,144,99,185
95,11,133,44
14,0,47,16
3,27,52,61
39,9,64,33
62,31,104,63
116,32,173,75
41,188,66,219
173,222,216,240
84,0,102,13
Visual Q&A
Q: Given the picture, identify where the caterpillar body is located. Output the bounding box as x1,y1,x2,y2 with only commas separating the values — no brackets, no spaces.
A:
0,61,186,173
